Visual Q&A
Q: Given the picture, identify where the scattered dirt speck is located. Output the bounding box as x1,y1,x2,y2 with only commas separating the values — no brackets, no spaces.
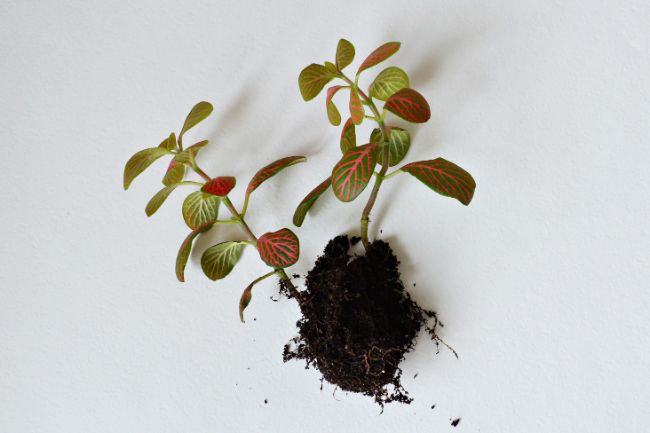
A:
451,418,461,427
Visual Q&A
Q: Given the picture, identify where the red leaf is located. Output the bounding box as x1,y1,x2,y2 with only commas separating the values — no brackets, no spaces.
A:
401,158,476,205
357,42,401,74
331,143,378,202
326,85,344,107
349,88,364,125
257,228,300,268
246,156,306,197
202,176,236,196
383,88,431,123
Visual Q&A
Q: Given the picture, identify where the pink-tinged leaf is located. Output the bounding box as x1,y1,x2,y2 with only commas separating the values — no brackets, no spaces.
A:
401,158,476,205
335,39,355,70
331,143,378,202
293,177,332,227
246,156,306,198
162,159,185,186
383,88,431,123
202,176,236,197
176,222,213,282
326,86,344,126
299,64,335,101
340,118,356,153
349,88,364,125
239,284,253,322
257,228,300,268
357,42,401,75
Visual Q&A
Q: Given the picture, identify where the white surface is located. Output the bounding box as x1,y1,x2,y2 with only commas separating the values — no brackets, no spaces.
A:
1,1,649,432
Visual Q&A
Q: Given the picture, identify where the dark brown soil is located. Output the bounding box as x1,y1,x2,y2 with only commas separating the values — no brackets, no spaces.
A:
283,235,441,406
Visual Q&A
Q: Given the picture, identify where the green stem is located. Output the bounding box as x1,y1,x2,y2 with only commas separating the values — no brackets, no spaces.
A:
340,73,390,249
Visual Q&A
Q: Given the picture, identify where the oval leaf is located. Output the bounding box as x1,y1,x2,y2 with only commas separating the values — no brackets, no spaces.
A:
299,64,334,101
324,61,339,75
293,177,332,227
162,159,185,186
123,147,171,190
384,88,431,123
202,176,236,197
369,66,410,101
180,101,213,140
257,228,300,268
246,156,306,197
159,132,177,151
349,88,364,125
336,39,355,70
357,42,401,74
182,191,220,229
146,184,178,217
377,127,410,167
326,86,344,126
331,143,378,202
176,222,213,282
340,118,356,153
401,158,476,205
201,241,245,281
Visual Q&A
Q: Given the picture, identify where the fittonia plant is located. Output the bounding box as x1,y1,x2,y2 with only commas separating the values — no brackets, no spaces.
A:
294,39,475,245
123,102,305,321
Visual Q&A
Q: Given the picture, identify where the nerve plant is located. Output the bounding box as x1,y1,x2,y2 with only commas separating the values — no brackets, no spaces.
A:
293,39,476,243
123,102,305,320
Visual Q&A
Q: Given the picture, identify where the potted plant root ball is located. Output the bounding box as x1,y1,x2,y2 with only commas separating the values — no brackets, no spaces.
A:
122,39,476,408
285,39,476,405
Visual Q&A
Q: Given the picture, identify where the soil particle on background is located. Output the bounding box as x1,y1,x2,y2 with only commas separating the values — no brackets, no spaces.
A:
430,404,435,410
264,399,268,404
283,235,439,406
451,418,461,427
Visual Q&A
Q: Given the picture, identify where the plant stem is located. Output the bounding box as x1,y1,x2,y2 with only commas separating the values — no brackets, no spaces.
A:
340,73,391,249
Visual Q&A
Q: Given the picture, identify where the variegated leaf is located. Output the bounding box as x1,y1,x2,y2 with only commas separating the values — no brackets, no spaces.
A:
182,191,220,229
202,176,236,197
293,177,332,227
257,228,300,268
123,147,171,190
326,85,344,126
369,66,410,101
384,88,431,123
174,140,208,165
357,42,401,74
159,132,177,151
162,159,185,186
340,117,356,153
246,156,306,197
401,158,476,205
201,241,245,281
299,64,335,101
336,39,355,70
349,87,364,125
331,143,378,202
370,127,410,167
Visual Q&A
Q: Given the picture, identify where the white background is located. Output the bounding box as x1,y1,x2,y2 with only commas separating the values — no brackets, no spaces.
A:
1,1,649,432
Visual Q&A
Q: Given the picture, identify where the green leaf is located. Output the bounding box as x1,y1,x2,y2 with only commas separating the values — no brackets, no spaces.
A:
384,88,431,123
370,127,411,167
336,39,355,70
369,66,410,101
326,86,344,126
176,222,213,282
324,61,339,75
401,158,476,205
201,241,245,281
162,160,185,186
182,191,220,229
293,177,332,227
298,64,335,101
331,143,378,202
349,87,364,125
257,228,300,268
123,147,171,190
145,184,179,217
159,132,177,151
174,140,208,165
246,156,306,197
357,42,401,75
179,101,213,140
340,118,356,153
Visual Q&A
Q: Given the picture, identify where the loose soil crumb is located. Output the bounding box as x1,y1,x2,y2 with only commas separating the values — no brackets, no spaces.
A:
430,404,436,410
451,418,461,427
283,235,441,406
